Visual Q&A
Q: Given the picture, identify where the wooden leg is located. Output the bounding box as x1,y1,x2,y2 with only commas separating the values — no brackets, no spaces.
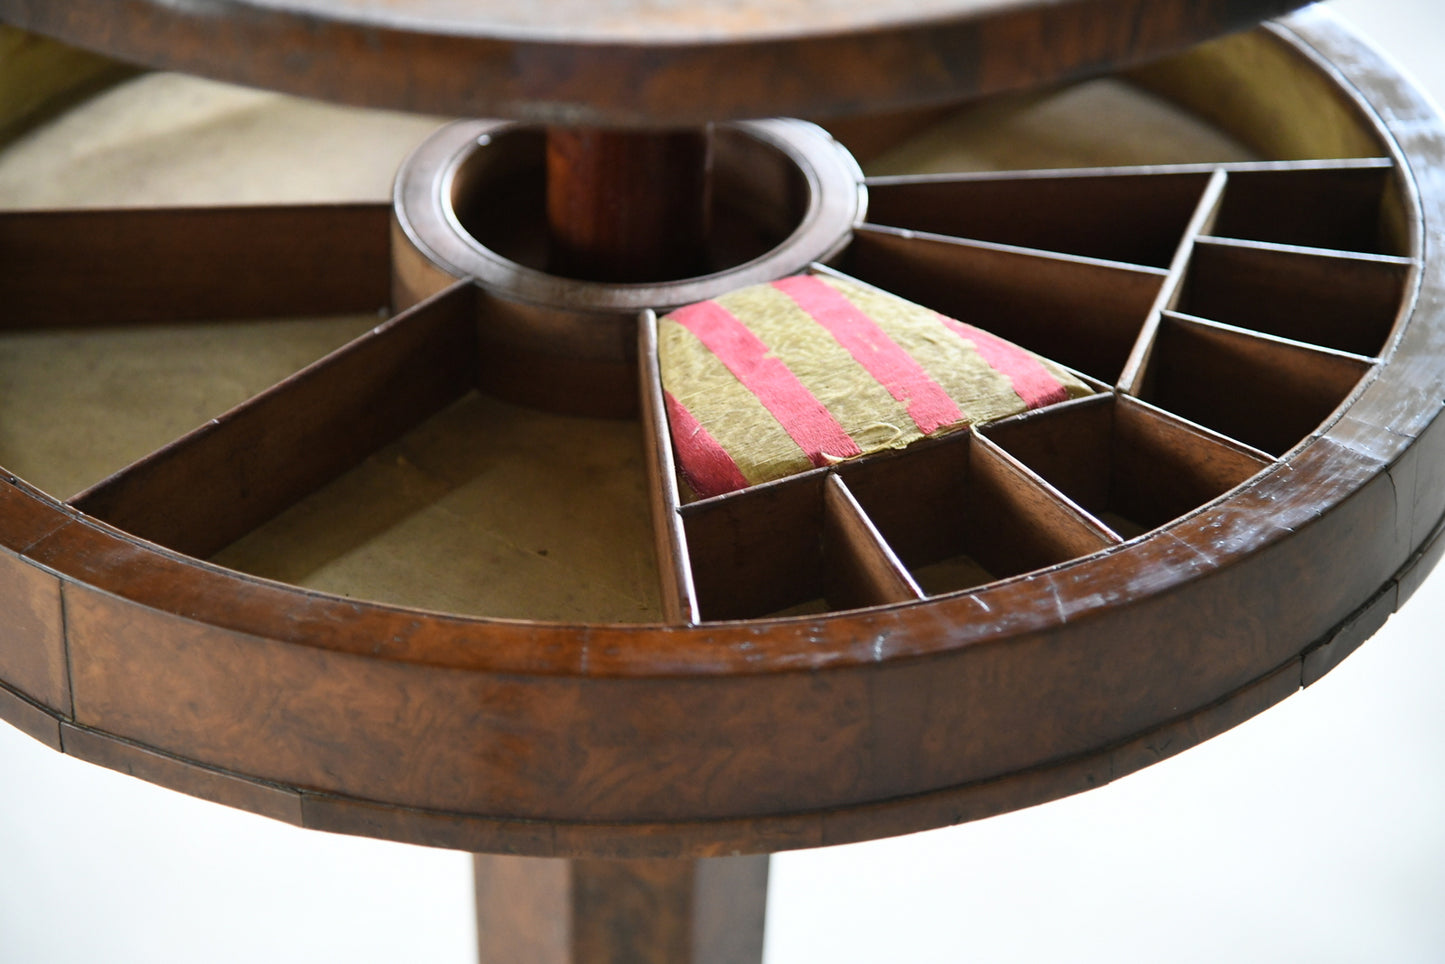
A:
474,854,769,964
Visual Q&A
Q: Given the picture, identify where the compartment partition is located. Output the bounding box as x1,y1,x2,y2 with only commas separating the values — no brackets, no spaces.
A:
641,157,1409,622
982,393,1275,537
862,168,1214,268
1179,237,1408,356
1141,312,1375,456
843,226,1165,385
71,283,480,558
822,475,925,609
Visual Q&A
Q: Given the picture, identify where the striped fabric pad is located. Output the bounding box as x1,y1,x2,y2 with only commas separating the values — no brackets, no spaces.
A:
658,273,1094,500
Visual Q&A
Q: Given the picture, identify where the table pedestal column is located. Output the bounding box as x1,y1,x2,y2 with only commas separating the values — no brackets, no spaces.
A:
474,854,769,964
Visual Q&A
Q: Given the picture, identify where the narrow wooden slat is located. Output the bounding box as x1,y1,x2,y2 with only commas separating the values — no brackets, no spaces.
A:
864,168,1214,267
842,227,1164,385
982,393,1274,534
969,433,1122,554
61,722,305,827
977,395,1115,517
1110,395,1277,530
822,475,924,608
0,203,392,328
833,431,975,579
638,310,700,625
71,283,478,558
1181,236,1411,356
965,433,1119,576
1118,168,1228,396
0,681,63,751
835,426,1112,596
1300,584,1396,687
1143,312,1376,457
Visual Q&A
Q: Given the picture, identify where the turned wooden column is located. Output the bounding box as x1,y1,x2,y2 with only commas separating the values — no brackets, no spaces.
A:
474,853,769,964
546,126,713,282
474,122,761,964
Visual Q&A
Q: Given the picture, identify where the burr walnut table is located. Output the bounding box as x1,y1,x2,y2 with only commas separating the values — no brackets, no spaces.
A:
2,2,1444,961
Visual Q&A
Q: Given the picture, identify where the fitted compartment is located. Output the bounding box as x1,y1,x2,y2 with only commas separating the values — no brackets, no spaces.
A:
982,393,1274,537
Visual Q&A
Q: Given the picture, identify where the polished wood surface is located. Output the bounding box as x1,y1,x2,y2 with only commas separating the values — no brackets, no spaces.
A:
546,128,712,282
0,13,1442,866
0,204,390,328
0,0,1311,124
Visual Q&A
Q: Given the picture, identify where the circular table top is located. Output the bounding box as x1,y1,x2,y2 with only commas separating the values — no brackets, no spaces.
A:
0,0,1310,124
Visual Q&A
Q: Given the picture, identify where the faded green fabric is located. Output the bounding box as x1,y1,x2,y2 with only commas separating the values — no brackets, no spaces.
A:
658,274,1094,499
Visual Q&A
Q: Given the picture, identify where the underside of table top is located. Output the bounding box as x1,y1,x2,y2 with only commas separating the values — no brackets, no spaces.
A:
0,0,1311,124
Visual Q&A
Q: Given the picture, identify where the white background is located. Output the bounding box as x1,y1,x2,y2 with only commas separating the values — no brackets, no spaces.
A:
3,2,1444,961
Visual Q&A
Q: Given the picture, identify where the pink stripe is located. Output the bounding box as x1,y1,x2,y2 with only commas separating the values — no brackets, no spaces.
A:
773,275,964,435
938,315,1069,408
665,392,751,497
668,300,861,467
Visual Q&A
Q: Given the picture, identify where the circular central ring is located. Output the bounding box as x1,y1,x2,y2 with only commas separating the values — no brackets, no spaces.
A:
393,118,865,311
389,118,866,415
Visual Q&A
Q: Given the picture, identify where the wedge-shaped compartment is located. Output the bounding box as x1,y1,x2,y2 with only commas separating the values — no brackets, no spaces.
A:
72,284,480,558
842,226,1164,385
1212,161,1400,255
863,168,1214,268
835,430,1116,596
1178,237,1410,357
682,470,923,621
982,393,1275,538
1138,313,1375,457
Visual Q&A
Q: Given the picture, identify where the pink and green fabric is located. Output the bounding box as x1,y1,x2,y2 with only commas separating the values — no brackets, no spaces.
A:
658,273,1093,500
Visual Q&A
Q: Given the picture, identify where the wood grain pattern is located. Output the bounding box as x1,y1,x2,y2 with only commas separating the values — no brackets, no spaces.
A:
0,549,66,712
0,204,391,328
546,128,712,282
474,854,767,964
0,0,1311,125
0,14,1440,865
1212,161,1397,254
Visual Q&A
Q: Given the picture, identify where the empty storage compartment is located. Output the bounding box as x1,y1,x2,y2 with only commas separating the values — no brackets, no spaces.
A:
1139,313,1375,457
1178,237,1408,357
682,469,920,620
682,472,830,620
1212,162,1400,256
981,393,1274,538
837,429,1114,596
863,168,1214,268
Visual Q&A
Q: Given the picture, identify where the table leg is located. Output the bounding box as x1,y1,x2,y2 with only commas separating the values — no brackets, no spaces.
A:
474,853,769,964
